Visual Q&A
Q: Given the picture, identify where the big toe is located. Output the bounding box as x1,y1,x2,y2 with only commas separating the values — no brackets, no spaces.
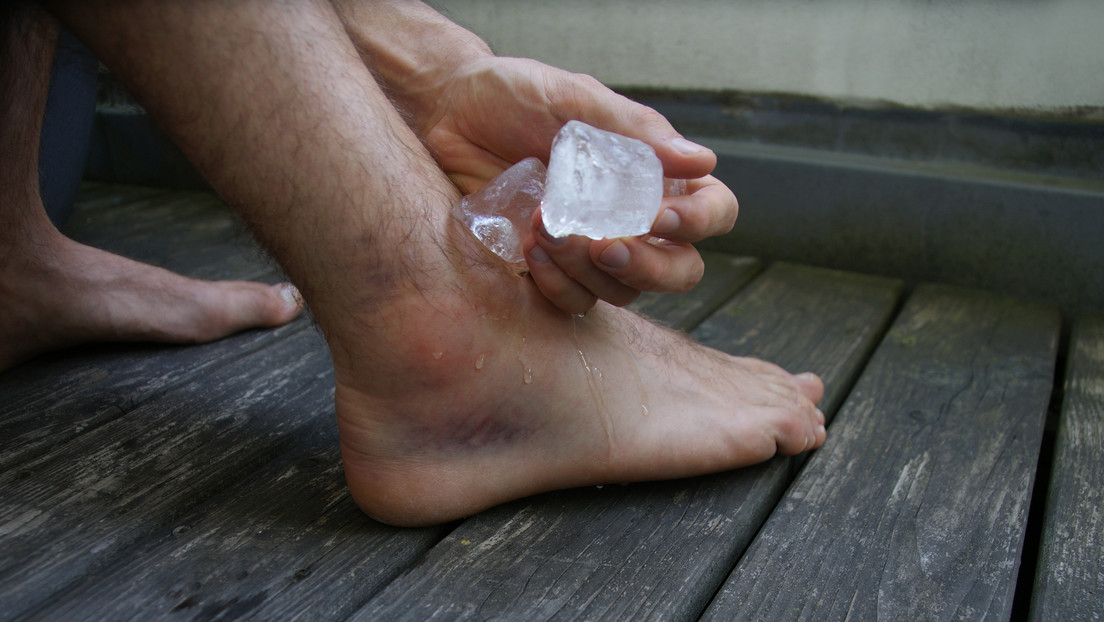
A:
201,281,303,339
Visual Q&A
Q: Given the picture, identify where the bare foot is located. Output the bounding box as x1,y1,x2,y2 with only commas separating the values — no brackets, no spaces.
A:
0,226,303,372
333,220,825,527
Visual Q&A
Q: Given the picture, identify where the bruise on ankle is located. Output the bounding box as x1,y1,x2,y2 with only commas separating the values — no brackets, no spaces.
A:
404,408,536,456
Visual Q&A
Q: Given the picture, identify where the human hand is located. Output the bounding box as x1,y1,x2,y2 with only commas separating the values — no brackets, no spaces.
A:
416,58,737,313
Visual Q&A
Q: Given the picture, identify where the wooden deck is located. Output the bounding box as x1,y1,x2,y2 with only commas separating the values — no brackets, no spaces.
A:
1,185,1100,621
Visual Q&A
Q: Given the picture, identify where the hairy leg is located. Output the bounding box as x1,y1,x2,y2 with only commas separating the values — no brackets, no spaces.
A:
50,0,824,526
0,3,303,373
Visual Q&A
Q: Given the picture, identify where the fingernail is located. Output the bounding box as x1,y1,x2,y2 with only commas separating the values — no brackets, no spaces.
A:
798,372,819,381
599,240,631,269
540,224,567,246
528,245,551,264
670,137,711,155
278,283,303,309
653,209,680,234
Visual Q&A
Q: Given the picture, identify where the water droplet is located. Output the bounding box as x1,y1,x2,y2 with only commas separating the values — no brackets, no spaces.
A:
523,368,533,384
475,353,486,370
432,351,444,360
641,405,649,416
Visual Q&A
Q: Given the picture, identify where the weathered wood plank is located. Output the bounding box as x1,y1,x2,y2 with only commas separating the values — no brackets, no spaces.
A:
703,285,1060,621
66,189,274,282
0,327,334,622
63,189,216,248
629,253,760,329
68,183,170,213
351,263,901,621
0,318,305,471
1029,313,1104,622
33,427,448,622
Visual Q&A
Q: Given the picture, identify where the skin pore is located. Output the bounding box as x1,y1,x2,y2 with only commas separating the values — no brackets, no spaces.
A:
25,0,826,526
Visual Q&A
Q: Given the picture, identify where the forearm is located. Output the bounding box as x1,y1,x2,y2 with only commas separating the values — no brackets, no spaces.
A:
330,0,492,131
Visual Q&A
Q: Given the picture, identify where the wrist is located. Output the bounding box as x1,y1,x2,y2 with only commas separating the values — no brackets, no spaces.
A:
332,0,492,131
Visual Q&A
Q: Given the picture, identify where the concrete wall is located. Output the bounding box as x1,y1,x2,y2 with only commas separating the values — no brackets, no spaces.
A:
432,0,1104,115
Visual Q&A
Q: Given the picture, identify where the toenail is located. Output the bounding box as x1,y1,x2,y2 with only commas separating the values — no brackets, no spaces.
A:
599,240,631,269
278,283,303,308
529,245,551,264
652,209,680,235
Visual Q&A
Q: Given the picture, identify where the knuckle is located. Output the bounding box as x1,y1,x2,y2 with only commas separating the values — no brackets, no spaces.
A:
681,204,713,237
627,104,668,131
674,256,705,293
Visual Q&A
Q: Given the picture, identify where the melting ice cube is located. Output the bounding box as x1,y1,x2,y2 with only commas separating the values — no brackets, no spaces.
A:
454,157,546,267
541,120,664,239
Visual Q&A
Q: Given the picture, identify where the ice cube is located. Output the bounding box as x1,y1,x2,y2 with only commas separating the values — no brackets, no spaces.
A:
454,157,546,267
541,120,664,239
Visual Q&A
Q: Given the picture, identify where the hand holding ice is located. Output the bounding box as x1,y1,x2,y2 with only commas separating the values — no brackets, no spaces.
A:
456,124,682,267
541,120,664,239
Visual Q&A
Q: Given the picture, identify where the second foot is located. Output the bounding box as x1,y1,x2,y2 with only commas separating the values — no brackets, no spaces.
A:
0,231,304,372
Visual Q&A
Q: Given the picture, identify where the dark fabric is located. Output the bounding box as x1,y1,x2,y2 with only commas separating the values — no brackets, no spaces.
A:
39,27,97,228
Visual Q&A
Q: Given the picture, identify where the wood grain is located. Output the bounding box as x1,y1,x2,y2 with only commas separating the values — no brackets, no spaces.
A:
32,427,448,622
703,285,1060,621
0,328,334,621
1029,313,1104,622
66,187,276,282
0,319,306,471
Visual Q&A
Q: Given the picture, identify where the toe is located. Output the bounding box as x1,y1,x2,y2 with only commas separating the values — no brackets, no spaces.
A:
186,280,303,342
270,283,305,324
794,371,825,405
218,281,303,331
